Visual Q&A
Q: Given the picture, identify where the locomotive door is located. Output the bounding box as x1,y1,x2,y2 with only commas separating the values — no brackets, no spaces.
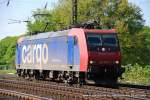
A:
68,36,74,69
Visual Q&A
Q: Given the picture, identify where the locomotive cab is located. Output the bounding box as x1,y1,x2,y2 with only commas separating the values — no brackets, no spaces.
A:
84,29,124,82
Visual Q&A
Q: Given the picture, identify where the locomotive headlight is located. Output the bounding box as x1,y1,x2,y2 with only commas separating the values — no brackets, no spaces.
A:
90,60,96,64
90,61,94,64
115,61,119,64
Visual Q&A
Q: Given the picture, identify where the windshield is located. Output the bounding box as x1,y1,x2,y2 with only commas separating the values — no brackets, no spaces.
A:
87,34,102,46
86,33,119,52
102,34,118,46
86,33,118,47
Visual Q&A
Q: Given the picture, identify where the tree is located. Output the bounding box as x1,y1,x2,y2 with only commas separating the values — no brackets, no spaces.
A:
27,9,55,35
26,0,146,65
0,36,18,68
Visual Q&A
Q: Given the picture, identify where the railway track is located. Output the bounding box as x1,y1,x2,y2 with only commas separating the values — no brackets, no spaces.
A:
33,80,150,100
0,88,50,100
0,79,149,100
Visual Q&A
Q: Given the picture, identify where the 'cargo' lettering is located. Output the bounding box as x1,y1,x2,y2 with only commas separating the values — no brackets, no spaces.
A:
22,44,48,64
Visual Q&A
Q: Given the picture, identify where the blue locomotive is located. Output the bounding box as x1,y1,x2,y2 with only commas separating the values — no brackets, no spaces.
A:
16,28,124,84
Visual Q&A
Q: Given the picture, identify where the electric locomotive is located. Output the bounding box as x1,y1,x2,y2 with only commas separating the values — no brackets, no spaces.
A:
16,28,124,84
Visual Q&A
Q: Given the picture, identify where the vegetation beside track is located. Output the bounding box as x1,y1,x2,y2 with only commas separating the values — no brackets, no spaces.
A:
121,64,150,85
0,69,16,74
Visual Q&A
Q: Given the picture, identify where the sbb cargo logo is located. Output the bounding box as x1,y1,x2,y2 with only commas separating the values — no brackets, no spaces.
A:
22,43,48,65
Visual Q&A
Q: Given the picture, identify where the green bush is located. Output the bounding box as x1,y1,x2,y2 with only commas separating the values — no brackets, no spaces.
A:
0,36,18,69
121,64,150,85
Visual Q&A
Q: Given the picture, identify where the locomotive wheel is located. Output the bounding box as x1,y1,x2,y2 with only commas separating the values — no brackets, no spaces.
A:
34,70,40,80
17,69,21,77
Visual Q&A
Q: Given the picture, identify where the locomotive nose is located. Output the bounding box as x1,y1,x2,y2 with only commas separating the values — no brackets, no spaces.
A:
88,51,121,66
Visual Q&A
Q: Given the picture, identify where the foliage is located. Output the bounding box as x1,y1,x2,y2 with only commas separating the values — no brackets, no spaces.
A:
27,9,57,34
0,36,18,68
121,64,150,85
122,26,150,65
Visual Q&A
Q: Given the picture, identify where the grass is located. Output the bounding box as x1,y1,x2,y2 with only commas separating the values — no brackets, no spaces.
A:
120,64,150,85
0,69,16,74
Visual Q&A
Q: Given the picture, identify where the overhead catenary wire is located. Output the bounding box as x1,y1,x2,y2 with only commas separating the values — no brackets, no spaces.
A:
8,19,30,24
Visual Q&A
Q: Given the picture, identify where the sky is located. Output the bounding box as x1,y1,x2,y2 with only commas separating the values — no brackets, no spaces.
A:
0,0,150,40
0,0,58,40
